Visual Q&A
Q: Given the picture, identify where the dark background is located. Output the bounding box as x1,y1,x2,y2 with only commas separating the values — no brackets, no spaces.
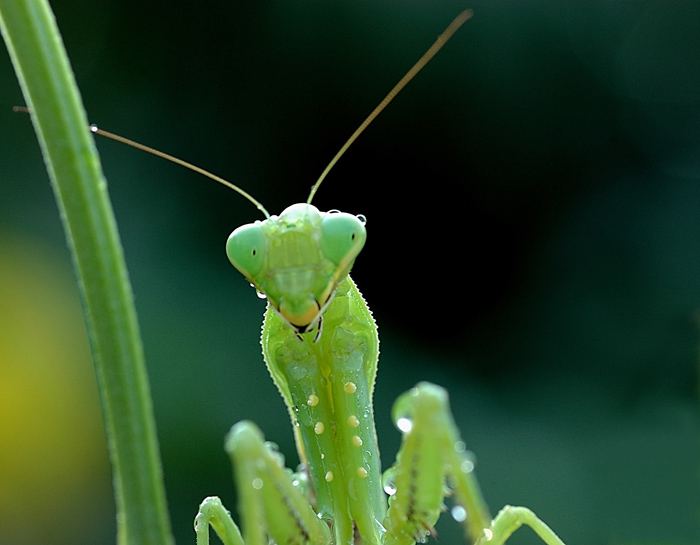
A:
1,1,698,545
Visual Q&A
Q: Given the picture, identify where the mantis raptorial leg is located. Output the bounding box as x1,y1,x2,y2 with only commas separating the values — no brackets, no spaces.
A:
91,10,569,545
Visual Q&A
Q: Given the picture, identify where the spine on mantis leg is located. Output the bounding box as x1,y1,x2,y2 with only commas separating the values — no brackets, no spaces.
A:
261,276,386,545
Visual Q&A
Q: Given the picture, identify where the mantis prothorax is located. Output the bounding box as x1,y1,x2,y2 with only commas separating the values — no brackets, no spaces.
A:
92,10,568,545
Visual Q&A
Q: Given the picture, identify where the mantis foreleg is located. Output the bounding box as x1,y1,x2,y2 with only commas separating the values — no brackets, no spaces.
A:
195,496,243,545
384,383,565,545
195,421,331,545
382,382,491,545
261,276,385,545
485,506,566,545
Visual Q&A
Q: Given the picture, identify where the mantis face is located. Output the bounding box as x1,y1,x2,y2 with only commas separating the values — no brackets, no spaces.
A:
226,203,367,332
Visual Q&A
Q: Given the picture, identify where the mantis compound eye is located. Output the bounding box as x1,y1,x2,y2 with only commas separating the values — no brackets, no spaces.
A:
319,212,367,268
226,223,266,280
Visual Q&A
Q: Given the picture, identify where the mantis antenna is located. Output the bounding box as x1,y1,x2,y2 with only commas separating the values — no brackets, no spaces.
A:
87,124,273,219
12,104,270,218
16,10,471,217
306,9,473,204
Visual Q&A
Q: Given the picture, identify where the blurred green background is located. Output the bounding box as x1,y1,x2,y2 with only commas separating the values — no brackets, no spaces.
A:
1,1,699,544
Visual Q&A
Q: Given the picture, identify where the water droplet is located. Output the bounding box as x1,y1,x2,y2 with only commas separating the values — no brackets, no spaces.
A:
482,528,493,541
356,214,367,225
328,209,340,214
252,478,263,490
447,475,459,489
454,441,466,452
290,366,307,379
264,442,285,465
89,124,99,132
396,417,413,433
255,290,267,300
451,505,467,522
382,468,397,496
461,459,474,474
297,406,312,426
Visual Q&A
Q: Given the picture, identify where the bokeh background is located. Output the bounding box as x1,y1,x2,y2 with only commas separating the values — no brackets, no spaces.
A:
1,1,699,544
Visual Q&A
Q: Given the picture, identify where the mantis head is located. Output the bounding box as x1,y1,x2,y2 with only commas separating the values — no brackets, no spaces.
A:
226,203,367,331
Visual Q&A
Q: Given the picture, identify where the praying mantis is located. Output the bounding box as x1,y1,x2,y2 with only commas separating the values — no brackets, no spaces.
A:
94,10,569,545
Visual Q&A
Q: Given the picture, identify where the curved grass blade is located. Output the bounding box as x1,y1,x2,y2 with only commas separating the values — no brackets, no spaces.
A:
0,2,174,544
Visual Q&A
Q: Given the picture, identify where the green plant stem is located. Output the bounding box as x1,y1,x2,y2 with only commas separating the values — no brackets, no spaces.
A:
0,2,174,545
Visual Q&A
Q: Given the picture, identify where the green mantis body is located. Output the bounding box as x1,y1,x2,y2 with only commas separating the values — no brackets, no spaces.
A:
230,204,382,543
87,10,569,545
196,201,566,545
198,202,493,545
